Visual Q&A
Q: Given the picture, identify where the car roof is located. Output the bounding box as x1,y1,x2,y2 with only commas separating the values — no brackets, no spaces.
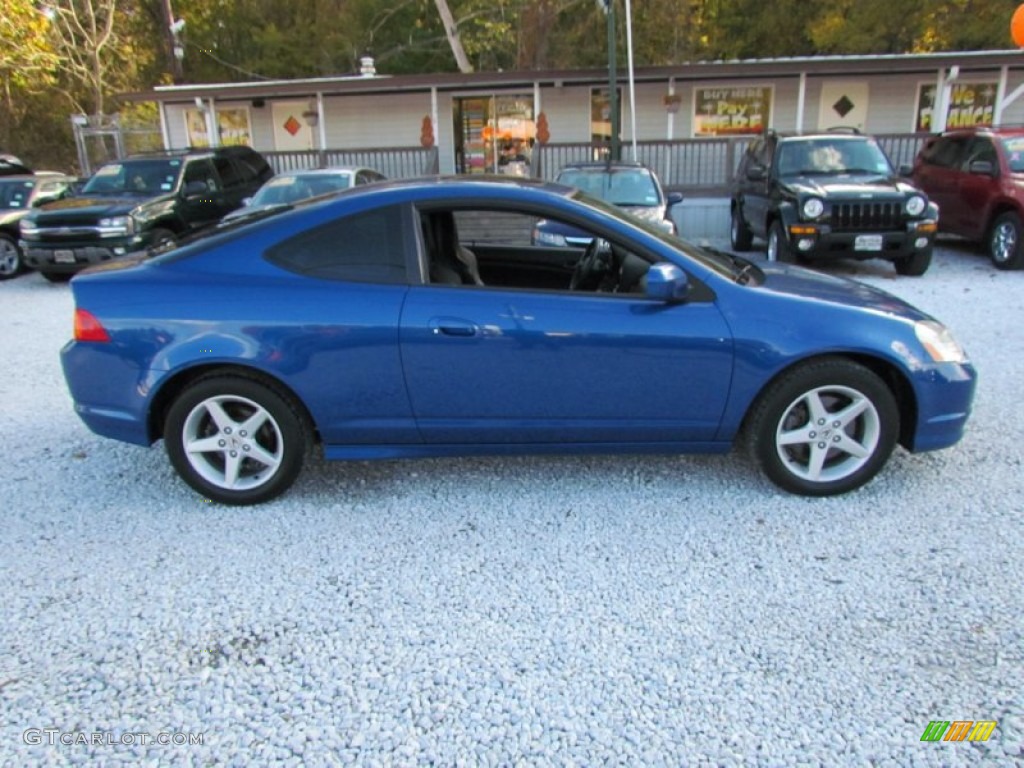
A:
936,125,1024,138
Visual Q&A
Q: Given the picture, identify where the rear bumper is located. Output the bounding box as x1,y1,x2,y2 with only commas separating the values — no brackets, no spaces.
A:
61,340,153,445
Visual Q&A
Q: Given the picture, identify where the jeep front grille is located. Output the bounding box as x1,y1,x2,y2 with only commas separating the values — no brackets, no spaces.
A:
830,202,903,231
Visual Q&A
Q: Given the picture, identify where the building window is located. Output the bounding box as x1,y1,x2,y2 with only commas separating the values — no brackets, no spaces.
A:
454,95,535,176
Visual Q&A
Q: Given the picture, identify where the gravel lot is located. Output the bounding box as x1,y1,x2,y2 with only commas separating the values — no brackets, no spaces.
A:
1,241,1022,766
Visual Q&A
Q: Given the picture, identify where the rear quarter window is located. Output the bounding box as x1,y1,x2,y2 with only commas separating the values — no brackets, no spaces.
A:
264,205,408,283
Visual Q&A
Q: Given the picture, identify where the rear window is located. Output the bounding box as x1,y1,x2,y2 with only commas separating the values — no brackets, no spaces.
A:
264,205,407,283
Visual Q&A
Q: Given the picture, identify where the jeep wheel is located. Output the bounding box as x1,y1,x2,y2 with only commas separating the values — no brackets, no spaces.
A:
894,248,932,277
730,205,753,251
988,212,1024,270
766,220,796,263
0,233,23,279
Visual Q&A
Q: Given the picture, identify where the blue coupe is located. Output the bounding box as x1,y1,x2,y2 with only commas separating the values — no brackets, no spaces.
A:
61,177,976,504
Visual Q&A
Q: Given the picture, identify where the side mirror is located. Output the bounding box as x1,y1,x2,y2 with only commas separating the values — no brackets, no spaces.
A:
745,163,766,182
666,191,684,206
184,180,208,198
646,262,689,303
968,160,995,176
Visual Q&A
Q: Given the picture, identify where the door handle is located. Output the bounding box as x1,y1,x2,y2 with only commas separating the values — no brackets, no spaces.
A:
429,317,478,337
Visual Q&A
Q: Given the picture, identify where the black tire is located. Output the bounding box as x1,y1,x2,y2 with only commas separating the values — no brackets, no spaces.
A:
988,212,1024,270
0,233,23,279
148,228,177,254
730,204,754,251
766,220,796,263
164,374,310,505
40,270,73,283
744,358,899,496
894,247,932,276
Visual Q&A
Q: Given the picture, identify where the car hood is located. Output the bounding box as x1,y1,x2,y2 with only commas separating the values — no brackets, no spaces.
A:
753,261,929,321
31,193,171,222
780,174,917,200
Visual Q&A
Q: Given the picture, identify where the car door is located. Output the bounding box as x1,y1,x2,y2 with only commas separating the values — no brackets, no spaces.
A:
398,217,735,444
912,135,969,235
953,137,1000,240
179,158,232,227
736,138,773,238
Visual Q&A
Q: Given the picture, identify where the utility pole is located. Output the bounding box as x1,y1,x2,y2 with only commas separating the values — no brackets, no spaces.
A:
160,0,185,83
599,0,619,160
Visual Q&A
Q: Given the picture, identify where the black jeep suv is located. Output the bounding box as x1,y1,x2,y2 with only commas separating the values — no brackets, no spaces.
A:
20,146,273,281
729,131,937,275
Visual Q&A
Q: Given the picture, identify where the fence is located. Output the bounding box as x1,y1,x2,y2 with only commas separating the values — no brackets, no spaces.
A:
262,147,440,178
535,133,932,195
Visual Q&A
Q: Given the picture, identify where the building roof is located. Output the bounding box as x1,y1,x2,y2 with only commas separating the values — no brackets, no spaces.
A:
122,50,1024,104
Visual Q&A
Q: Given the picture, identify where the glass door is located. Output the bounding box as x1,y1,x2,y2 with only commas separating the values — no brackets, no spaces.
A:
454,95,535,175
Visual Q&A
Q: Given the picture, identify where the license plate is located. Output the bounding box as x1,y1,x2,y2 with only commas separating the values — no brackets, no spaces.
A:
53,249,76,263
854,234,883,252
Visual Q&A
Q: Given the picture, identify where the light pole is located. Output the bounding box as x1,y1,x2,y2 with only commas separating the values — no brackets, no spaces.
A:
598,0,619,160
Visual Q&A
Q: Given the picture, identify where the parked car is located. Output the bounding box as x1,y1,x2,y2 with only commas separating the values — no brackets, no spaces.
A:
221,166,386,223
533,161,682,246
730,130,938,276
910,126,1024,270
0,172,77,279
61,177,975,505
19,146,273,281
0,154,32,176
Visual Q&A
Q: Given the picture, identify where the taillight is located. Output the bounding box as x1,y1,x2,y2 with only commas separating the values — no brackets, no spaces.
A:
74,308,111,342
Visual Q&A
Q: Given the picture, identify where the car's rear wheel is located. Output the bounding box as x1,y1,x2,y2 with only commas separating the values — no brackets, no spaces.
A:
988,212,1024,270
894,247,932,276
164,375,309,505
0,233,24,279
766,220,796,263
148,228,176,254
730,205,753,251
745,358,899,496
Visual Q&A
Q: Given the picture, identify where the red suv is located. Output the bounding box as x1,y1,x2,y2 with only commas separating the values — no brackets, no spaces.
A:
911,126,1024,269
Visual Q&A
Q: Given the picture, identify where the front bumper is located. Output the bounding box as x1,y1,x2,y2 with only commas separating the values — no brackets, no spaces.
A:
21,234,148,273
785,223,935,262
909,361,977,453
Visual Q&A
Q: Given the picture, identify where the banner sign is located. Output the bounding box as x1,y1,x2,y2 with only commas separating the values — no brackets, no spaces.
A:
693,86,771,136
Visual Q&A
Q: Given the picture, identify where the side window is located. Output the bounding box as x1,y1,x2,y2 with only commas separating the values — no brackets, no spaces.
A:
962,138,997,170
264,205,407,283
183,159,219,192
920,136,968,169
213,157,243,191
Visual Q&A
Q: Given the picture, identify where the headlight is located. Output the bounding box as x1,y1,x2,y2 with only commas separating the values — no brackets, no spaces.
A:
905,195,926,217
19,219,39,237
533,229,567,247
98,215,135,236
802,198,824,219
655,217,676,234
915,320,967,363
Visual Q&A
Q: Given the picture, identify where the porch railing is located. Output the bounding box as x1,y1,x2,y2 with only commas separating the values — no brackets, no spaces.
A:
262,146,440,178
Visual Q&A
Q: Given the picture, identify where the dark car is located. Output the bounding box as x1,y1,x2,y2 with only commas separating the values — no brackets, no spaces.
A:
533,162,682,246
729,131,937,276
19,146,273,281
910,126,1024,270
0,154,33,176
0,172,77,279
61,176,975,505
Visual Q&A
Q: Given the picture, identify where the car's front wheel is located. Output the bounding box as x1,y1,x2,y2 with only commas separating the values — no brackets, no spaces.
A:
894,247,932,276
0,233,24,279
766,220,796,263
988,212,1024,270
164,374,310,505
745,358,899,496
730,205,753,251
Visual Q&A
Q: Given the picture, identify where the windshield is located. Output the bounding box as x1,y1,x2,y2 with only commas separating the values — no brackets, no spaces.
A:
82,159,183,196
775,138,893,176
0,179,35,210
557,168,662,207
250,173,353,206
1001,136,1024,172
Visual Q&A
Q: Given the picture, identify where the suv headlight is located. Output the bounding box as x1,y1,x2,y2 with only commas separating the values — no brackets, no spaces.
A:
19,219,39,238
915,320,967,363
802,198,824,219
905,195,926,217
98,215,135,236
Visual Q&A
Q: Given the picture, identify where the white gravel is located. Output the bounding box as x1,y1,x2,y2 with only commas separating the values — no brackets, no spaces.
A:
1,241,1022,766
